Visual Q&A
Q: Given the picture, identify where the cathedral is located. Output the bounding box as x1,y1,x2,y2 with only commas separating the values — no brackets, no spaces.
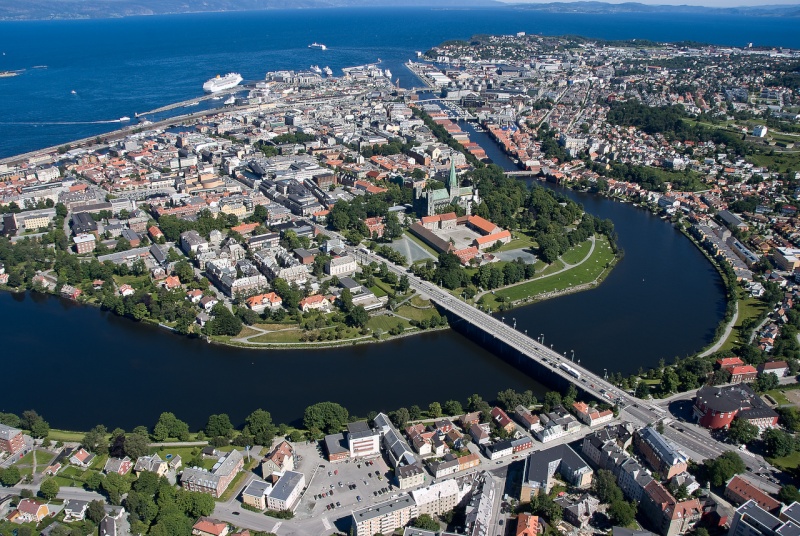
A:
414,159,479,217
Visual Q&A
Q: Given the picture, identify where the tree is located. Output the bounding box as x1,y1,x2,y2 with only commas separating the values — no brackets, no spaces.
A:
635,380,650,399
705,451,746,486
779,485,800,505
205,414,234,438
244,409,277,445
303,402,349,435
339,288,354,313
174,261,194,283
608,500,637,526
39,478,60,500
0,466,21,486
543,391,562,413
102,472,131,505
0,412,20,428
83,424,109,455
754,373,780,393
409,405,422,421
728,418,759,445
428,402,442,418
390,407,410,429
444,400,463,416
87,500,107,523
763,428,796,458
412,513,440,531
593,469,623,504
21,410,49,438
123,431,150,460
346,305,369,328
153,412,190,441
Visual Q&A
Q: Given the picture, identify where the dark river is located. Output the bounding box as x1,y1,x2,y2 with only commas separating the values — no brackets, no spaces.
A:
0,123,725,432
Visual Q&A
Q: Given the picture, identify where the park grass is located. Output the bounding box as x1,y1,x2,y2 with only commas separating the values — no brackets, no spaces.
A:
369,285,388,298
719,296,768,353
249,329,306,343
48,429,85,442
495,231,536,253
769,451,800,471
252,322,297,331
113,274,151,290
237,326,261,339
149,445,201,461
396,305,438,323
765,389,791,406
560,239,592,265
747,152,800,174
481,236,615,310
410,295,430,308
367,315,410,333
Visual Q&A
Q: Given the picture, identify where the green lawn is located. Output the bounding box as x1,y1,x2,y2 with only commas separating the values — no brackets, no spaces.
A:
560,239,592,265
409,295,429,308
747,152,800,174
718,296,768,353
113,274,151,290
495,231,536,253
769,451,800,471
369,285,388,298
395,305,438,323
149,446,202,461
765,389,791,406
248,325,362,344
367,315,410,333
48,429,86,442
481,236,615,310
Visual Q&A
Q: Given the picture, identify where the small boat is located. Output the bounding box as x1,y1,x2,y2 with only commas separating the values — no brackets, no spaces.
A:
224,96,236,105
119,116,131,122
211,96,222,100
310,65,322,74
70,90,77,94
323,66,333,77
308,42,327,51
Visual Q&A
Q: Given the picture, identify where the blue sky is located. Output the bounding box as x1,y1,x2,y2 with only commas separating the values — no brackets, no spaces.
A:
498,0,800,6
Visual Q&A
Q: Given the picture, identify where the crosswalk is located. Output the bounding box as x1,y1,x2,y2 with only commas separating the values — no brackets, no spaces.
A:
321,517,332,531
272,521,282,533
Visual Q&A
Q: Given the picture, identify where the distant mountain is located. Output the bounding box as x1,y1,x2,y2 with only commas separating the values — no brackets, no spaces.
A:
506,1,800,17
0,0,501,21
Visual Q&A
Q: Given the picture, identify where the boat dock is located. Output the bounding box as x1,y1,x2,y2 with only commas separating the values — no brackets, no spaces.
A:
135,85,248,118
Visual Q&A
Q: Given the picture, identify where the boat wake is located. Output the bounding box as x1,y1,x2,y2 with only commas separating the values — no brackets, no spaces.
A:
0,119,128,125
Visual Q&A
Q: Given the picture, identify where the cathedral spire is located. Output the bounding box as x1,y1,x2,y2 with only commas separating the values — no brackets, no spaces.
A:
448,158,457,196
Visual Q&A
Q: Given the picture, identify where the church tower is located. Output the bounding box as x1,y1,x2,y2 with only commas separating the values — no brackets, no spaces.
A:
447,158,457,201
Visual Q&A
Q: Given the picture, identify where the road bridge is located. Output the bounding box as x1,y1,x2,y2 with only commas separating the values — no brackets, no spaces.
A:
346,243,660,427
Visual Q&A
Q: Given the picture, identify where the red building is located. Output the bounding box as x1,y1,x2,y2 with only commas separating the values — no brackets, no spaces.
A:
0,424,24,455
693,384,778,430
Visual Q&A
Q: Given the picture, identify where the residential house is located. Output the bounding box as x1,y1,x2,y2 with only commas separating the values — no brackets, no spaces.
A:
640,480,702,536
516,513,541,536
13,499,49,523
180,450,243,498
572,401,614,427
246,292,282,313
491,407,516,434
469,423,490,445
396,463,426,490
520,444,593,502
191,517,230,536
134,454,168,477
351,496,418,536
103,456,132,476
70,448,96,468
634,427,688,480
63,499,89,522
557,494,599,528
410,479,459,516
267,470,305,511
242,479,272,511
514,406,540,432
261,441,295,476
484,439,514,461
0,424,24,455
757,361,788,378
725,475,781,514
299,294,331,313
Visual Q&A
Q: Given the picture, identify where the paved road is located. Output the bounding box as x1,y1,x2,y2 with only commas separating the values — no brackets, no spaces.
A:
698,300,739,357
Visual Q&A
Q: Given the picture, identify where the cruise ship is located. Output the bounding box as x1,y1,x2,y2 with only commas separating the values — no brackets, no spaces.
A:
308,42,327,51
202,72,243,93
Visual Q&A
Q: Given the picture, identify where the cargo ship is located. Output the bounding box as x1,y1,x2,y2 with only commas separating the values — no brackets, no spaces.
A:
202,72,243,93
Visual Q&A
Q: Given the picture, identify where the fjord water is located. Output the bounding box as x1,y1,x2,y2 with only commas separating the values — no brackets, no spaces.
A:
0,7,742,429
1,7,799,157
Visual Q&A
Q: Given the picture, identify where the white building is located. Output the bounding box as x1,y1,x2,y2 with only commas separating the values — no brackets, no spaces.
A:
411,479,459,516
266,471,305,511
347,421,380,458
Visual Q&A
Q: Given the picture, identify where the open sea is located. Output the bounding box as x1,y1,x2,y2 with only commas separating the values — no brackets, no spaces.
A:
0,7,799,158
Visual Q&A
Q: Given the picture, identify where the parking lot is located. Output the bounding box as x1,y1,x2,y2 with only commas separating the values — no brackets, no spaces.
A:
294,443,399,521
